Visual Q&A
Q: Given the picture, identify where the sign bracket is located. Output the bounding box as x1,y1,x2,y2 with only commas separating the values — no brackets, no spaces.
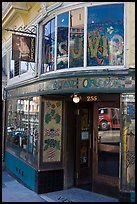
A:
5,25,37,36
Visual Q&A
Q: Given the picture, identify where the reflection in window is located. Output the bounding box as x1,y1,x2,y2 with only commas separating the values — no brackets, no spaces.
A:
87,4,124,66
10,59,35,78
98,107,120,138
10,63,14,78
6,97,39,168
57,12,69,69
2,55,7,77
20,62,35,74
42,19,55,73
69,8,84,67
98,107,120,177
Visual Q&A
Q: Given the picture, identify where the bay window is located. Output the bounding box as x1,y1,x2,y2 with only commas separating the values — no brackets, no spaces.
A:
41,3,124,73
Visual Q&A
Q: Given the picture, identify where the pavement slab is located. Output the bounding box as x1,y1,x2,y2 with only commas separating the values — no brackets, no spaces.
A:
2,171,45,202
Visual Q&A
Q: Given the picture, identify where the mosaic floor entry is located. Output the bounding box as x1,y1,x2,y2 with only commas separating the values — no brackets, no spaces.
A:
39,188,119,202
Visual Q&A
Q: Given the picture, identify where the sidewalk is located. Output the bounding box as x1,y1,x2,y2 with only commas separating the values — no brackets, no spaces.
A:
2,170,45,202
2,169,119,202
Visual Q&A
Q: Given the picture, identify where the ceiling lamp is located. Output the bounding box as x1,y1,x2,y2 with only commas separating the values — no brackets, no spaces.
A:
72,94,81,103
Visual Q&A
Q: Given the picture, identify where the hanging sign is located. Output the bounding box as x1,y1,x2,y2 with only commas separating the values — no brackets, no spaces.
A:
12,34,35,62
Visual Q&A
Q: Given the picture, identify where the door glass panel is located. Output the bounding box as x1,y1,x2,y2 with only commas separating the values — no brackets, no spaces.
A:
98,107,120,177
80,108,89,167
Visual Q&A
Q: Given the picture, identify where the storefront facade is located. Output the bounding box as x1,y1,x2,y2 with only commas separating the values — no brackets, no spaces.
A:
3,2,135,201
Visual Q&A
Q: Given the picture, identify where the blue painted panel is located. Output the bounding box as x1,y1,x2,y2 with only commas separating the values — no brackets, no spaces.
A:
5,151,36,191
130,191,135,202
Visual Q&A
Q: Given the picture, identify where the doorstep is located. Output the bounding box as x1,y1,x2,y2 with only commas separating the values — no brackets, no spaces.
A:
39,187,119,202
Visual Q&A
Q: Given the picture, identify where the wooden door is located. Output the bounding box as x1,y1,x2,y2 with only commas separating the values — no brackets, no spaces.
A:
75,103,92,186
93,101,120,197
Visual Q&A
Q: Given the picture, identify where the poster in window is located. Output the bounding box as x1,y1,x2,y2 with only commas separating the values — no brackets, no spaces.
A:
12,34,35,62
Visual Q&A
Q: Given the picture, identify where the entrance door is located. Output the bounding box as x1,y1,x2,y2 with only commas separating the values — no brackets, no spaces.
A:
93,102,120,197
75,103,92,187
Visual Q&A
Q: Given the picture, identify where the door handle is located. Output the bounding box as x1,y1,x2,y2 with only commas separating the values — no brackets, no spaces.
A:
90,133,91,149
94,136,98,154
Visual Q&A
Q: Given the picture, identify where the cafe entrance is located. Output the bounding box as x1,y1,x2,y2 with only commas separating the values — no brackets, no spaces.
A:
66,93,120,197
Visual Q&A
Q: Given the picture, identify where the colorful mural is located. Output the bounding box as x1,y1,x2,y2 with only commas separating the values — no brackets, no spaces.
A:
43,100,62,162
87,4,124,66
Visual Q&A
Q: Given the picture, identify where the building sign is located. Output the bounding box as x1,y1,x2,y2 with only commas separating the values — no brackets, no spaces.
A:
12,34,35,62
5,75,135,99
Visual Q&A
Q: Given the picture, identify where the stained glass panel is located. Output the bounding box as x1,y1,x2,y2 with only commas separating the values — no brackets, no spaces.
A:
43,18,55,73
69,8,84,67
87,4,124,66
57,12,69,69
43,100,62,162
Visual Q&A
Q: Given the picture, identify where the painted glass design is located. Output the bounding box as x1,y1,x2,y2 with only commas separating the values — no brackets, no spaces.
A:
69,8,84,67
57,12,69,69
43,100,62,162
43,18,55,73
87,4,124,66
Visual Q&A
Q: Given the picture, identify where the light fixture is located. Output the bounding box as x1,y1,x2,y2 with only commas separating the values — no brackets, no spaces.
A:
72,94,81,103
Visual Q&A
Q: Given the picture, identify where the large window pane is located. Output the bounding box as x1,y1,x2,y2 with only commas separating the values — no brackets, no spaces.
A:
42,19,55,73
6,97,39,168
87,4,124,66
57,12,69,69
7,99,20,156
69,8,84,68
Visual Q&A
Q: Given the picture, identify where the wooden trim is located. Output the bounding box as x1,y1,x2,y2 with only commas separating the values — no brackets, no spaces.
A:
94,175,119,187
98,144,119,153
